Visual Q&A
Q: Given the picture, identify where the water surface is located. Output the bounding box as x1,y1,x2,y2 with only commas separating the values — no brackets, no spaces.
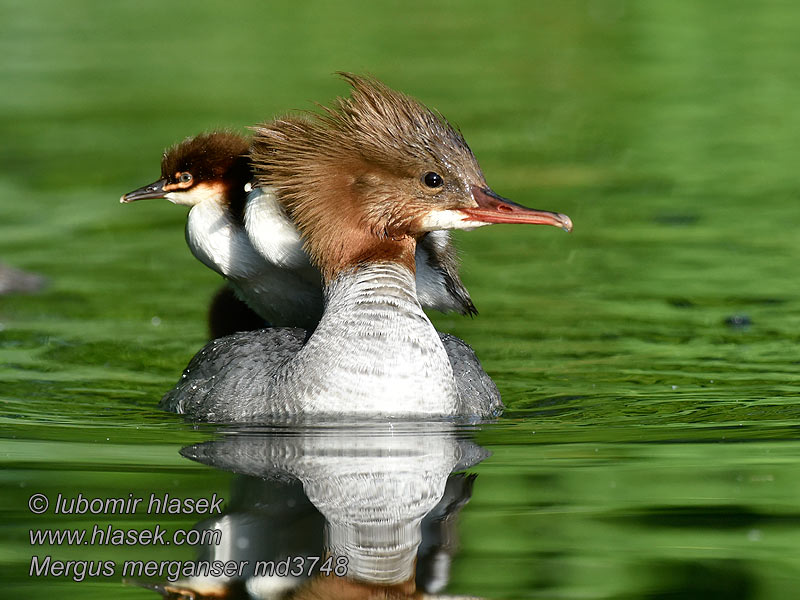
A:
2,1,800,598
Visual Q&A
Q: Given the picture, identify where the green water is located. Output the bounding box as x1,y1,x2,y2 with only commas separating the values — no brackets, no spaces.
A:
3,1,800,597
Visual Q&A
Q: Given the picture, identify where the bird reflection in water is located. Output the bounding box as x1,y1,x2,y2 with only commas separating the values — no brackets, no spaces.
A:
135,423,487,599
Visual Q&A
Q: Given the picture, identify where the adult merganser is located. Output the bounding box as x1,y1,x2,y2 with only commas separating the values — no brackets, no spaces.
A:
120,132,475,331
161,74,572,421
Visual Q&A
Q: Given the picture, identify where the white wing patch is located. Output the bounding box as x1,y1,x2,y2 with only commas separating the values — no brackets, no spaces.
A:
244,187,309,269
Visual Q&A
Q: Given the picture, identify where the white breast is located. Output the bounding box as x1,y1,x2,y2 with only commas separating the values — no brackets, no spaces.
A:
276,263,459,416
185,201,266,279
184,196,322,327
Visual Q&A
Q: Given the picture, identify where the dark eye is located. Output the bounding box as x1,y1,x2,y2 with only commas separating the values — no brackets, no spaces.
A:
179,172,193,183
423,172,443,188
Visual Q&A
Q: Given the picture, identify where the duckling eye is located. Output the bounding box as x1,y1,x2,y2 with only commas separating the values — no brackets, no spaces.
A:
179,172,193,184
423,172,443,188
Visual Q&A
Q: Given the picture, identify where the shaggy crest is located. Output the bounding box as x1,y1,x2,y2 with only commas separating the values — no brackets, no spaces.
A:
251,74,486,281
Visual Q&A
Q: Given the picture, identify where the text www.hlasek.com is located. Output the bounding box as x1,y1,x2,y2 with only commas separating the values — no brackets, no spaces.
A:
30,524,221,547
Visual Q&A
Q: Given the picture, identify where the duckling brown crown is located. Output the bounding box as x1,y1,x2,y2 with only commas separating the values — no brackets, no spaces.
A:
250,73,487,282
161,131,251,185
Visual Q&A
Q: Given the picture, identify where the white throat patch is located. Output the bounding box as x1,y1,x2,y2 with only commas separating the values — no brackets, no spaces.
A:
417,209,490,232
165,182,226,207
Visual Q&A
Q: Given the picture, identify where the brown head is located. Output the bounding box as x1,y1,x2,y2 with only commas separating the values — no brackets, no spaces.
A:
121,132,252,220
251,74,572,283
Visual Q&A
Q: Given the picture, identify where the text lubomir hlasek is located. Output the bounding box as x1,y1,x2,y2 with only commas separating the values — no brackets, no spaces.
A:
51,493,223,515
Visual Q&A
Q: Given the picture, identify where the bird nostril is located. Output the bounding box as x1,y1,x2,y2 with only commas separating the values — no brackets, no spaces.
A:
497,204,513,212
